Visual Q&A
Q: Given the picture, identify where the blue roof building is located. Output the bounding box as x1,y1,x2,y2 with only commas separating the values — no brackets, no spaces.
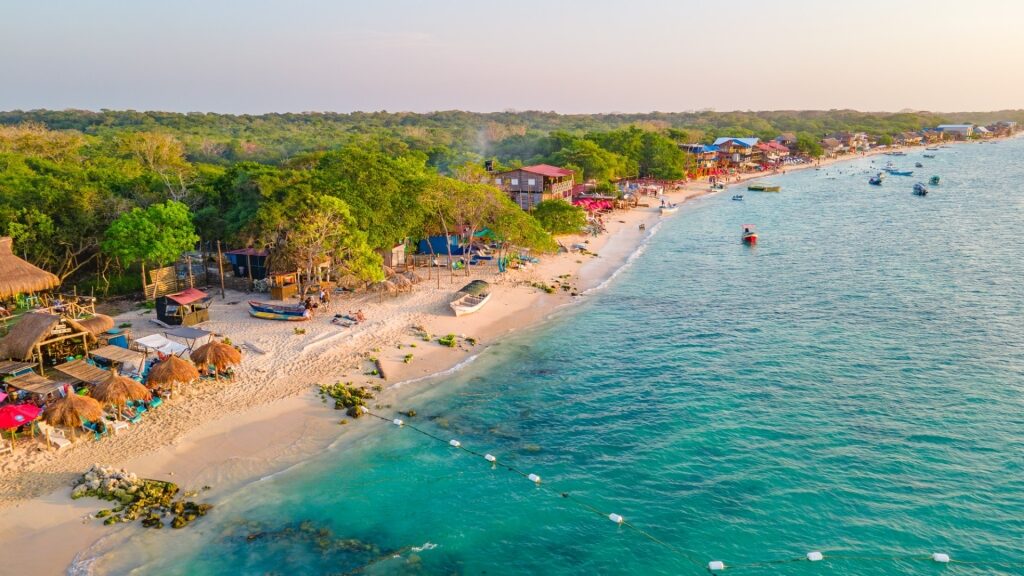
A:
713,137,760,147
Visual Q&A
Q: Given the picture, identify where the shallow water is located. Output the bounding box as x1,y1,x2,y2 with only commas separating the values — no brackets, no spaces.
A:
94,140,1024,575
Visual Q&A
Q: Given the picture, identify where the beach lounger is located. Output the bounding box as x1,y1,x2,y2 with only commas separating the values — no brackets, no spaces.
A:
103,416,129,435
37,423,72,451
82,420,107,440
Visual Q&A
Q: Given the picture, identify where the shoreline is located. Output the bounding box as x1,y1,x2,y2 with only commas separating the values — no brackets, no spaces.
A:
0,139,973,573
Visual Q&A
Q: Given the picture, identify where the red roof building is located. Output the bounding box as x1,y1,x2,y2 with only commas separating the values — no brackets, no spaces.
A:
493,164,576,210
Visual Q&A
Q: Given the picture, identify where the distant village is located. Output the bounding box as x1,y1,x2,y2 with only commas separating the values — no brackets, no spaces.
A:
491,121,1019,210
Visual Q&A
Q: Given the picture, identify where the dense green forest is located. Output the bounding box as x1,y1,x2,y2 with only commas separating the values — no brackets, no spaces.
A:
1,108,1020,296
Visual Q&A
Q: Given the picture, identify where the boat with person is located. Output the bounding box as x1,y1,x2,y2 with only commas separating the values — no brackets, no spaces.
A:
741,224,758,245
747,182,781,192
929,175,940,185
248,300,307,316
913,183,929,196
869,174,884,186
450,280,491,317
659,202,679,215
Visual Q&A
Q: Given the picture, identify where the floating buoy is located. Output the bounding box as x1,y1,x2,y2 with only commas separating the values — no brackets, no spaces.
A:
527,473,541,484
932,553,950,563
708,560,725,571
449,439,461,448
392,418,404,427
484,454,496,463
807,551,823,562
359,406,370,414
608,513,624,524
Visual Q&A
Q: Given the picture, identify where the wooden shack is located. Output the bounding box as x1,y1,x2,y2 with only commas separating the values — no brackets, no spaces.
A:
155,288,211,326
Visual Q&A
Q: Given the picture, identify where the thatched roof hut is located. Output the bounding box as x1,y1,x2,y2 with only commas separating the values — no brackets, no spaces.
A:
190,341,242,379
93,370,151,410
147,355,199,390
72,314,114,337
0,237,59,300
43,394,104,429
0,313,61,361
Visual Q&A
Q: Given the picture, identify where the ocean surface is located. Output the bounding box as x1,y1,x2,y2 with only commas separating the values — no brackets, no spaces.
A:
92,140,1023,575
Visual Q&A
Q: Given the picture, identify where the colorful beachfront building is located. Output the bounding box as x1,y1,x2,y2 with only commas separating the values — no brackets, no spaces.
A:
493,164,575,210
712,137,760,168
936,124,974,139
827,132,869,152
755,141,790,164
820,137,844,158
680,144,720,176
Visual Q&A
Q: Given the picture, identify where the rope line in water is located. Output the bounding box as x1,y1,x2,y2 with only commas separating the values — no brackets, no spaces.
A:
361,408,1024,572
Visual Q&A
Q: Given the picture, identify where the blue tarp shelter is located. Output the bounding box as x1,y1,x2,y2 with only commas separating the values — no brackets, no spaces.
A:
224,248,269,280
418,235,464,256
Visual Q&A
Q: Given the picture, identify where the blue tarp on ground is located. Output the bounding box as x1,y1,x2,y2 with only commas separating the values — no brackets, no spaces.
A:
418,235,464,255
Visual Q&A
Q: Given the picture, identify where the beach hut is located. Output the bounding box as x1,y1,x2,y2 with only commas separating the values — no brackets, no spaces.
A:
0,312,93,375
93,369,151,419
0,237,60,303
224,248,269,281
190,341,241,380
146,354,199,395
155,288,211,327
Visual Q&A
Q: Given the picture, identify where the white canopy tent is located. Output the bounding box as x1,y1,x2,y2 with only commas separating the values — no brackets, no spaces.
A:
134,334,189,357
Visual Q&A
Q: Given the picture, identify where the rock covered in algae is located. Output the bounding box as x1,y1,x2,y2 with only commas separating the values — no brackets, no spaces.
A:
72,464,213,530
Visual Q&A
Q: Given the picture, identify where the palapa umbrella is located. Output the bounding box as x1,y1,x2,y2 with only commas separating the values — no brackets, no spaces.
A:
190,340,242,380
93,369,152,419
146,354,199,394
390,274,413,291
43,393,104,439
370,280,398,301
402,270,422,284
0,404,42,449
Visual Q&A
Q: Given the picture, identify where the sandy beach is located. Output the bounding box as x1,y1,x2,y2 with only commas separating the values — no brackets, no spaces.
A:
0,142,940,573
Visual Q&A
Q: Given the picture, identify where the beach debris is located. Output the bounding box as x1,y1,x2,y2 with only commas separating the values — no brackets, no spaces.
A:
318,382,374,417
403,354,414,364
402,409,417,418
437,334,458,348
293,327,306,335
71,464,212,529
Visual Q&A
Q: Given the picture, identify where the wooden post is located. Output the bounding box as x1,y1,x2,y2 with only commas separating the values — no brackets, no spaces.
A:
187,255,194,289
246,253,254,291
216,241,226,299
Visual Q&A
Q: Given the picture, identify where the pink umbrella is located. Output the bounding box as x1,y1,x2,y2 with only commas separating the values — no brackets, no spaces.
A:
0,404,42,448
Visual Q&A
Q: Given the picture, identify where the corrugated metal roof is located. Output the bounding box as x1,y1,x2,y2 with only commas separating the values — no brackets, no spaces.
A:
519,164,574,178
713,137,759,147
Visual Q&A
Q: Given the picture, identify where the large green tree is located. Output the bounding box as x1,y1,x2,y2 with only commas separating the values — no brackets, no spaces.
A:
102,200,199,297
531,200,587,235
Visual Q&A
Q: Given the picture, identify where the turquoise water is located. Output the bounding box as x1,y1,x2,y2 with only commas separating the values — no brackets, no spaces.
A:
98,141,1024,575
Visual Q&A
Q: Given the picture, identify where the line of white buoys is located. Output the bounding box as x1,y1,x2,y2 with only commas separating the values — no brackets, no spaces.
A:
527,473,541,484
932,553,950,563
608,513,624,524
449,439,461,448
807,551,823,562
392,418,404,427
708,560,725,571
484,454,496,463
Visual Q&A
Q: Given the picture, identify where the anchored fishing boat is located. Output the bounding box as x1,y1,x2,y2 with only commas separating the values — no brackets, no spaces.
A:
869,174,884,186
915,162,923,168
450,280,492,317
741,224,758,245
913,182,929,196
923,154,936,158
925,146,940,151
887,169,914,176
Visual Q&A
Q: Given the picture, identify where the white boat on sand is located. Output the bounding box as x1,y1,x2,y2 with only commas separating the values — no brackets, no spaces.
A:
450,280,492,316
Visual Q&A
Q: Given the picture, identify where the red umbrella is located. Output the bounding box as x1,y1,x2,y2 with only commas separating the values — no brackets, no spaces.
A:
0,404,42,449
0,404,41,430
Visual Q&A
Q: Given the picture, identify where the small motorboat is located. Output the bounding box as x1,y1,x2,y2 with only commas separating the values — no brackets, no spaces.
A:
925,146,940,151
869,175,883,186
923,154,936,158
451,280,491,317
929,175,940,185
747,182,781,192
741,224,758,245
913,183,929,196
889,170,914,176
915,162,923,168
711,182,726,191
659,203,679,215
731,194,744,201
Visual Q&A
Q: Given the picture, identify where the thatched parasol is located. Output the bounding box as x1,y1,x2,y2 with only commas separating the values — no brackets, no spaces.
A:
93,369,152,418
190,341,242,380
402,270,422,284
0,312,60,360
370,280,398,301
336,273,365,291
382,265,395,277
390,274,413,291
74,314,114,336
146,354,199,393
43,394,104,438
0,237,60,300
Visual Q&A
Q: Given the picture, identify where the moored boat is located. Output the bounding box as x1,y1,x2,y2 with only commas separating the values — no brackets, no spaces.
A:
741,225,758,245
249,309,310,321
888,170,914,176
659,203,679,215
915,162,923,168
925,146,940,151
929,175,940,185
869,174,883,186
747,182,781,192
731,194,744,201
451,280,492,317
249,300,307,316
913,182,929,196
923,154,936,158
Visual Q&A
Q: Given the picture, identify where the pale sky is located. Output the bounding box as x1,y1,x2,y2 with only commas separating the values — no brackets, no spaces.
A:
3,0,1023,113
